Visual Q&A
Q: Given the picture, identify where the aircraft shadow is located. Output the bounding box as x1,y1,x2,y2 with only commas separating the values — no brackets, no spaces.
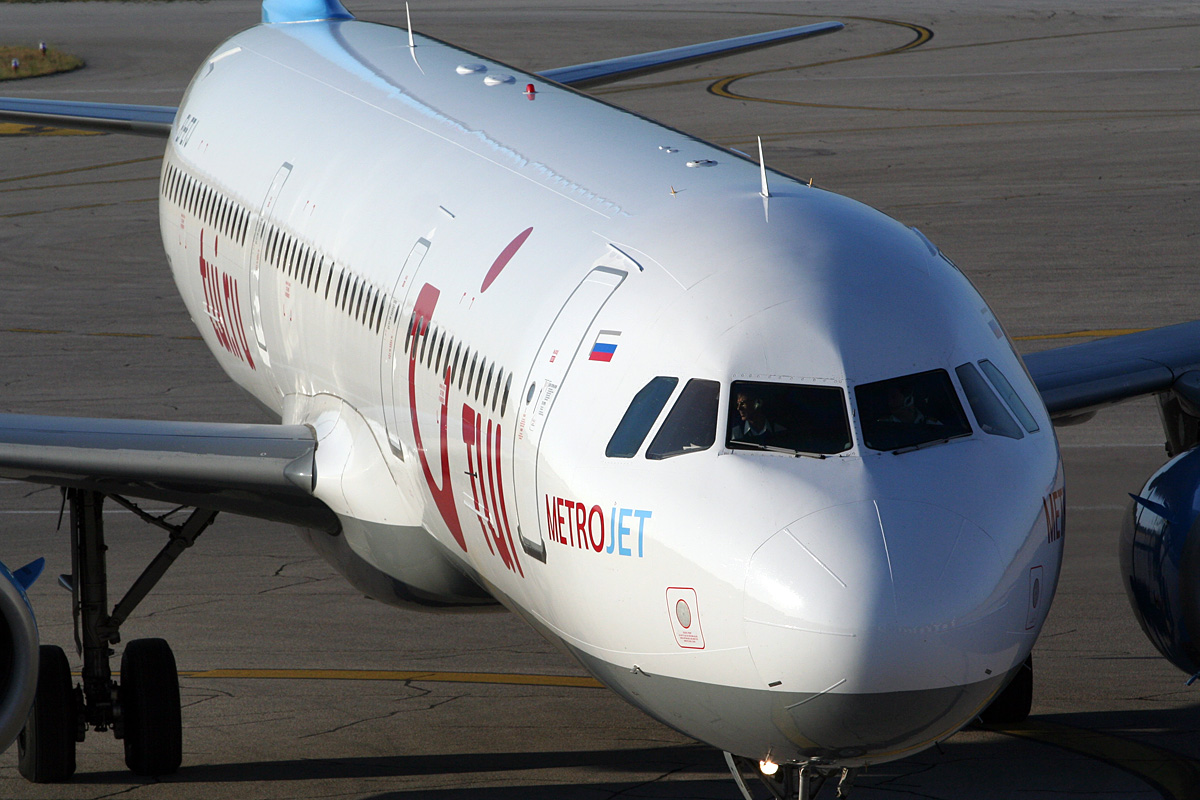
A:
64,743,725,785
58,705,1200,797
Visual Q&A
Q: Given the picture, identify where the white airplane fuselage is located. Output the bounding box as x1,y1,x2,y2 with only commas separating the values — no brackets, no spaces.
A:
159,19,1064,767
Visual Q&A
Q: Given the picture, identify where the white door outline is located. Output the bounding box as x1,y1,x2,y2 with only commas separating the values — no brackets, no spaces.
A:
512,266,626,560
248,162,292,368
380,237,433,458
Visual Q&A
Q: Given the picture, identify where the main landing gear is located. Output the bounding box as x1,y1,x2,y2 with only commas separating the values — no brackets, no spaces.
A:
725,753,857,799
18,489,216,783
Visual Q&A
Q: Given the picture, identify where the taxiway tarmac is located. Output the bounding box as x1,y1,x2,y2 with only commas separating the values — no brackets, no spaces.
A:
2,1,1199,797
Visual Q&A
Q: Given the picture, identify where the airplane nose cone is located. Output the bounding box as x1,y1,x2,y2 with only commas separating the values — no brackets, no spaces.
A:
744,499,1020,758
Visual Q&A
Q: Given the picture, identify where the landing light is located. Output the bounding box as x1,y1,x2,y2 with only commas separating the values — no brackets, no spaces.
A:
759,758,779,776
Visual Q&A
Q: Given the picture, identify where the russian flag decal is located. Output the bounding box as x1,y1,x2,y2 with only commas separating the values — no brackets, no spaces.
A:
589,330,621,362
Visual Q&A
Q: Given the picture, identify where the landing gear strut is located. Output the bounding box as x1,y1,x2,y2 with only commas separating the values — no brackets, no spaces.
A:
17,489,216,782
725,753,857,799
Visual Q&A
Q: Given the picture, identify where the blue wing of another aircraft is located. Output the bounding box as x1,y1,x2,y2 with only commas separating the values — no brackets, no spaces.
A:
1024,321,1200,421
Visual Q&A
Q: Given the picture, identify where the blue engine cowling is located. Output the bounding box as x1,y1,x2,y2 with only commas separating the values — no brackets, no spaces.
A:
1121,447,1200,677
0,557,43,753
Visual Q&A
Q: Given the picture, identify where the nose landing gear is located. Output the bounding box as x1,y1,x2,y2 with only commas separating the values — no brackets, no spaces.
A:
725,752,857,799
16,489,215,783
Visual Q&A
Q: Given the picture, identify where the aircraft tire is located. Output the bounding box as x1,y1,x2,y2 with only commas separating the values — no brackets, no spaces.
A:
979,654,1033,725
120,637,182,776
17,645,78,783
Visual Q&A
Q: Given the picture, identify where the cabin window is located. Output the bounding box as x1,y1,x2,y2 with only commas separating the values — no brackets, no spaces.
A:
979,359,1039,433
475,359,487,400
955,363,1023,440
646,379,720,460
726,381,852,455
500,374,513,416
426,325,439,367
491,368,503,411
606,376,678,458
424,323,439,364
856,369,971,452
404,312,418,353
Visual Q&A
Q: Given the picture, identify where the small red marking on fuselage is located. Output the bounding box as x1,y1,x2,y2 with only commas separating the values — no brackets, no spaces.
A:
480,227,533,293
199,230,255,369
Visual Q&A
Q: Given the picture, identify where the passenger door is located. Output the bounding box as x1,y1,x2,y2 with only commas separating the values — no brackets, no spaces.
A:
379,237,432,458
247,162,291,370
511,266,626,561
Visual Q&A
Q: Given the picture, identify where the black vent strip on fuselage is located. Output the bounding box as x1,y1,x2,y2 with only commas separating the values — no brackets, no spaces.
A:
163,160,389,334
402,309,513,419
162,159,515,419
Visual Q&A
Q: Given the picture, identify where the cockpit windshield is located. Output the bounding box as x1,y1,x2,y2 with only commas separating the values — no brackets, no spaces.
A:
855,369,971,451
726,381,852,456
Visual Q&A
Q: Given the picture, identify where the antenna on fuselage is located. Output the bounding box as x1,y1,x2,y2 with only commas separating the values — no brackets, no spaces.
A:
757,136,770,199
406,2,425,74
757,136,771,222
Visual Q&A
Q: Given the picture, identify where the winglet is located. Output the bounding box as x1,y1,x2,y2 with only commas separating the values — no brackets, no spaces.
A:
262,0,354,24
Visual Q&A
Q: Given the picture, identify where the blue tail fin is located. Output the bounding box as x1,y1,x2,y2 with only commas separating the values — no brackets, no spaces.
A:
262,0,354,24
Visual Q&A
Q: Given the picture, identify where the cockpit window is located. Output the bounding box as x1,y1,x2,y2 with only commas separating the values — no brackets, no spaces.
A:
955,362,1024,440
979,359,1039,433
726,381,852,456
606,376,679,458
646,379,720,460
856,369,971,452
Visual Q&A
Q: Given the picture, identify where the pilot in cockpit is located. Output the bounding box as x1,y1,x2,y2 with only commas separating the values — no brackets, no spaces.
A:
731,389,787,446
882,385,942,428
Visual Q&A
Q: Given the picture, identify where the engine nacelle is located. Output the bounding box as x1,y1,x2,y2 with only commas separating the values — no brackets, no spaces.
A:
1121,447,1200,677
0,557,42,753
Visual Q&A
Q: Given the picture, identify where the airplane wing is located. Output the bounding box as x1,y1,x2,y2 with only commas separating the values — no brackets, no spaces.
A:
0,97,175,136
541,21,844,88
1024,320,1200,423
0,414,338,532
0,20,843,134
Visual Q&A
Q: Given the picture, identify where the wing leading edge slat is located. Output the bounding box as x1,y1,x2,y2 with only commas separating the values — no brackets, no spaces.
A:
0,97,175,137
541,21,844,89
1025,321,1200,421
0,414,339,533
